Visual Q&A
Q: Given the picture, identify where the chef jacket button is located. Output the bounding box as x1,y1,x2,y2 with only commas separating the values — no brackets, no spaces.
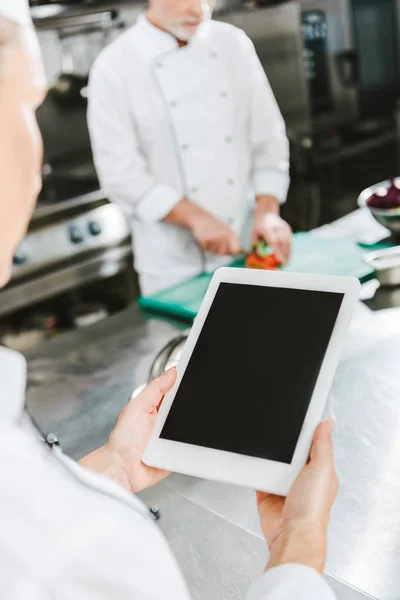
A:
181,144,189,151
156,62,163,68
46,432,60,447
149,506,161,521
220,91,228,98
227,178,235,186
170,100,178,108
210,51,218,58
190,186,198,193
225,136,232,143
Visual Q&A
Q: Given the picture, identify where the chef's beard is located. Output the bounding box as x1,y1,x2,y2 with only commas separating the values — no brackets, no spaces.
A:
170,4,213,41
169,24,200,41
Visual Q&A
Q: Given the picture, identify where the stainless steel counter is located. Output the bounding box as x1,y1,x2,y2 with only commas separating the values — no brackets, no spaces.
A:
24,292,400,600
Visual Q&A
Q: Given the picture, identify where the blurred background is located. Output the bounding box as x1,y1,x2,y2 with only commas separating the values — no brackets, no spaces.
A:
3,0,400,348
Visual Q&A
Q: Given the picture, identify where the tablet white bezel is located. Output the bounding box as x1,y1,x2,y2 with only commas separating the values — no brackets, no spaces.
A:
143,267,360,495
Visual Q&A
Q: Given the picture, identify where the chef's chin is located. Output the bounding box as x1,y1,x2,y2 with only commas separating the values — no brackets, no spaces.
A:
171,24,200,41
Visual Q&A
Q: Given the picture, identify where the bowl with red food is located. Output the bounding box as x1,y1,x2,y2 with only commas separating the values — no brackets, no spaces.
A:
358,178,400,235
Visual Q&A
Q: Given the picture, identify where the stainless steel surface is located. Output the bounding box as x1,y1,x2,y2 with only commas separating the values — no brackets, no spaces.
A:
216,2,311,140
366,206,400,235
25,296,393,600
32,190,106,221
31,5,121,29
357,179,400,235
12,202,130,281
364,246,400,286
0,245,131,317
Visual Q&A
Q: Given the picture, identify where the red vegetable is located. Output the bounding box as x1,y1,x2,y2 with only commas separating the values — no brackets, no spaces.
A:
367,179,400,210
246,252,281,270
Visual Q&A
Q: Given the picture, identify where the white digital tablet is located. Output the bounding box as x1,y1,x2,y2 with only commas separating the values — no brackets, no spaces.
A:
143,267,360,496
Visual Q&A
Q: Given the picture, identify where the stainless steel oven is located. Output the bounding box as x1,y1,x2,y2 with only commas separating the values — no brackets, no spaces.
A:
300,0,400,127
299,0,359,132
350,0,400,120
217,0,360,138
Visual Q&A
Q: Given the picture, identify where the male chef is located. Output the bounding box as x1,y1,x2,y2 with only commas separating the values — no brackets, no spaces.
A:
88,0,291,295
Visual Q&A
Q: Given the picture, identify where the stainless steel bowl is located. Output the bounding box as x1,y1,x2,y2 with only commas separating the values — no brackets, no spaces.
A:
148,333,189,381
358,179,400,235
364,246,400,286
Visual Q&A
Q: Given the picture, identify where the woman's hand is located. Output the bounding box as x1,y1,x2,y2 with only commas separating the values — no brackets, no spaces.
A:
257,420,338,573
79,368,177,494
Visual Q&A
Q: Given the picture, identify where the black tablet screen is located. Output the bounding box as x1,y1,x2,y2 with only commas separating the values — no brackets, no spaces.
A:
160,282,343,464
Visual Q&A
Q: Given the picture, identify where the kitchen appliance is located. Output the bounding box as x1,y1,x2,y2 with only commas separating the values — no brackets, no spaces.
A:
364,247,400,286
300,0,400,126
0,190,133,319
299,0,359,133
351,0,400,120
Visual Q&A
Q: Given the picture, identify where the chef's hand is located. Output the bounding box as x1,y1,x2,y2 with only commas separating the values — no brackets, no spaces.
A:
191,212,241,256
165,198,241,256
252,196,292,264
257,420,338,574
79,368,177,494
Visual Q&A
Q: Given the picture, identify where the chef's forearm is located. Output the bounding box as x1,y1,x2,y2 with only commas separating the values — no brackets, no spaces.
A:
164,198,209,229
255,195,280,215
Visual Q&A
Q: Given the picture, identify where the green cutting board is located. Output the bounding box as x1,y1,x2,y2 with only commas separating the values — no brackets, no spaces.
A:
138,232,387,322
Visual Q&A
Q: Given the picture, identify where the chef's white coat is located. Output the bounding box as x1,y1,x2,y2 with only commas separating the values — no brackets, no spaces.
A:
88,15,290,295
0,346,337,599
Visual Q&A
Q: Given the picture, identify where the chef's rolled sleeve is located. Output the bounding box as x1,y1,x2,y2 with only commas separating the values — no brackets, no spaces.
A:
253,169,290,204
136,183,182,223
245,565,337,600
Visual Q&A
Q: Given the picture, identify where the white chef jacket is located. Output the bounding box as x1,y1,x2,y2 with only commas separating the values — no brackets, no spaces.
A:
0,345,336,599
88,15,290,296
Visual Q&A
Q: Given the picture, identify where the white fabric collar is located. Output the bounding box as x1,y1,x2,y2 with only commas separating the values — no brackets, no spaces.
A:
137,13,179,52
0,0,31,25
0,346,26,425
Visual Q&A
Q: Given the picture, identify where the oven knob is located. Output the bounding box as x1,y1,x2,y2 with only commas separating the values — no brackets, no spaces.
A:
13,251,28,266
88,220,101,236
68,225,84,244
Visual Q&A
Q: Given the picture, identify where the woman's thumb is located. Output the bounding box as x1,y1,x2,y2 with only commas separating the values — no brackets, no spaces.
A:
310,420,334,464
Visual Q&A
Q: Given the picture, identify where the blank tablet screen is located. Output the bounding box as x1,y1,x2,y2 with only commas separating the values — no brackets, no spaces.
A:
160,282,344,464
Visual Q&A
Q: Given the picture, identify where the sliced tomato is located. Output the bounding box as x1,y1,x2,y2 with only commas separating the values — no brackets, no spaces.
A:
245,252,281,270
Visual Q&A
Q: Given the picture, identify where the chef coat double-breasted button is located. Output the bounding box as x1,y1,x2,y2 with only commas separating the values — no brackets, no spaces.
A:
190,186,199,193
149,505,161,521
210,51,218,59
170,100,178,108
225,136,232,144
181,144,189,151
227,178,235,186
220,91,228,98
